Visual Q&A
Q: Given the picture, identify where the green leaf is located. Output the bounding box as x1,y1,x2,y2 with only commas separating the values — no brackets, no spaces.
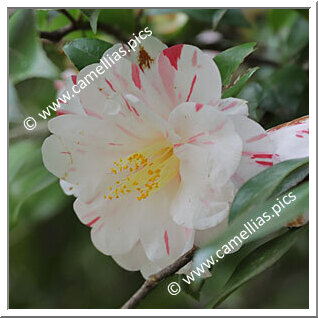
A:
193,181,308,271
222,67,259,98
9,9,59,83
15,78,57,114
9,81,24,123
220,9,250,28
9,9,37,81
9,141,58,228
238,82,265,122
286,17,309,59
213,42,256,86
179,274,206,301
208,227,305,308
229,158,308,223
63,38,113,70
212,10,227,30
258,65,307,122
81,9,100,34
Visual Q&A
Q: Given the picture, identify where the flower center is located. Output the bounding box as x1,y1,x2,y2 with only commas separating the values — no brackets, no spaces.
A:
104,140,179,201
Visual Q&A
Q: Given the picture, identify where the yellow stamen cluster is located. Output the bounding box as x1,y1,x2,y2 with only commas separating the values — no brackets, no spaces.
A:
104,140,179,201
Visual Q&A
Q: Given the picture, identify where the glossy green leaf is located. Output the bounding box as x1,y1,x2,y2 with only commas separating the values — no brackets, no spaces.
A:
81,9,100,34
9,9,59,83
9,81,24,123
229,158,308,223
212,10,227,30
238,82,265,122
222,67,259,98
63,38,113,70
208,227,305,308
15,78,56,114
9,141,58,228
259,65,307,121
220,9,250,28
193,181,308,271
9,9,37,81
213,42,256,85
179,274,206,301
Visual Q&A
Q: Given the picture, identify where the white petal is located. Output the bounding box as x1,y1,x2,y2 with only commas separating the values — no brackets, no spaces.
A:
112,241,149,271
139,177,195,266
209,97,249,116
59,179,79,197
267,116,309,161
169,102,243,184
231,115,275,187
73,193,141,255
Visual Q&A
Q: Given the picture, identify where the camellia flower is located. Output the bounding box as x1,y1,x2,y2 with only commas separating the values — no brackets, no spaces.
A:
42,36,309,278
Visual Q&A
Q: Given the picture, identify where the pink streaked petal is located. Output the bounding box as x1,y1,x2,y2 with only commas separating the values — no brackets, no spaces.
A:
115,123,146,141
86,216,101,227
195,103,203,112
162,44,183,70
131,63,142,90
164,230,170,255
186,74,197,102
71,75,77,85
246,133,268,143
84,108,103,119
191,50,198,66
105,79,116,92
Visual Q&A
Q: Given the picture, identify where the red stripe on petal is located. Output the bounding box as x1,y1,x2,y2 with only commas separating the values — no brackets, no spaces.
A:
123,98,132,112
221,101,237,111
86,216,100,227
255,160,273,166
296,134,304,138
115,123,145,140
186,75,197,102
105,79,116,92
131,106,140,117
192,50,198,66
162,44,183,70
173,143,184,148
71,75,77,85
131,63,142,90
58,98,66,104
84,108,103,119
164,230,170,255
107,142,123,146
251,154,273,159
56,110,72,116
195,103,203,112
246,133,267,143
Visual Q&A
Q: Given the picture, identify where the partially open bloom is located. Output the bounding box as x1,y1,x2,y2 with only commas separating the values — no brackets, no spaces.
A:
42,37,309,278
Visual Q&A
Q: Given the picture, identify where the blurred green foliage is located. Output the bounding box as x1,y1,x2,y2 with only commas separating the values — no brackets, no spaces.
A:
9,8,309,309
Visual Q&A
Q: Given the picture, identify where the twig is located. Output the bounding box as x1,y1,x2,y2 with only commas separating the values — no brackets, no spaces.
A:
40,20,128,43
58,9,78,27
121,245,198,309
